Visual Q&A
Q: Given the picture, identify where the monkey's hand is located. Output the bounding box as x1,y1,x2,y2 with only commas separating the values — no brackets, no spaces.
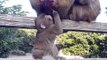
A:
53,10,59,17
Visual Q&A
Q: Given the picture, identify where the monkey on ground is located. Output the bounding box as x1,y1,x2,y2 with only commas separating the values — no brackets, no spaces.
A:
30,0,101,22
32,10,63,59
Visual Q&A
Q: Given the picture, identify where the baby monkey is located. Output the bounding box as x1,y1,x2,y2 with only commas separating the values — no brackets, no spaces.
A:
32,10,62,59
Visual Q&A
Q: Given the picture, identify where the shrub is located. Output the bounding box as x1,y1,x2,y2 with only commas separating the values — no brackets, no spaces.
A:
57,31,106,58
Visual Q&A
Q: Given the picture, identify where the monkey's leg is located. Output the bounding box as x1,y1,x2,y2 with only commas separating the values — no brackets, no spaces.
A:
50,44,59,57
32,48,45,59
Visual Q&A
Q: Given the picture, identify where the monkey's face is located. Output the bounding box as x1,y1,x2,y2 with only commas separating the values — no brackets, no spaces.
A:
36,14,54,29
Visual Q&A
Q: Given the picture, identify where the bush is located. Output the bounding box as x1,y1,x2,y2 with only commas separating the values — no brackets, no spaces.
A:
16,29,35,53
57,31,107,58
0,28,16,58
0,0,29,58
0,40,11,58
0,28,35,58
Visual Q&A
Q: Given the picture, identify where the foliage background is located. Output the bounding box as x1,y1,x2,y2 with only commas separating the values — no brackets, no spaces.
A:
0,0,35,58
57,32,107,58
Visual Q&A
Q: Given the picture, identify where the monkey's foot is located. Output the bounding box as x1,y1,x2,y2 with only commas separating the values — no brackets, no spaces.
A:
35,58,42,60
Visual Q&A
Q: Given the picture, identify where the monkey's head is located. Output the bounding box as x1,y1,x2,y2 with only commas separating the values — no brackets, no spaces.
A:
30,0,56,15
30,0,56,8
30,0,74,15
30,0,75,9
35,14,54,31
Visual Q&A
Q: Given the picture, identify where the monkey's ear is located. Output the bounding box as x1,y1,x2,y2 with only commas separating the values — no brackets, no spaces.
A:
40,24,46,29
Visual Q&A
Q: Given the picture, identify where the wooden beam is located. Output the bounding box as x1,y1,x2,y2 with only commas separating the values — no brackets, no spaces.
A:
62,20,107,33
0,14,107,33
0,14,35,29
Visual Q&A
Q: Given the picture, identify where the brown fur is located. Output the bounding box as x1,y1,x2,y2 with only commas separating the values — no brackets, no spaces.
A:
29,0,74,18
30,0,100,22
70,0,101,22
32,11,62,59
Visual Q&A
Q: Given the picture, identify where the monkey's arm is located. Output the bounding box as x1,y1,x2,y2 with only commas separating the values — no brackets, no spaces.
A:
53,11,63,35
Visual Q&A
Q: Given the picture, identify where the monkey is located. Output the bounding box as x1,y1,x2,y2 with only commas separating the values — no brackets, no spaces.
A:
29,0,74,19
29,0,54,15
69,0,101,22
32,10,63,59
30,0,101,22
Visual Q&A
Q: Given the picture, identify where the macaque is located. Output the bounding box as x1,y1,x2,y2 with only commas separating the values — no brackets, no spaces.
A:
30,0,101,22
32,11,62,59
29,0,74,19
69,0,101,22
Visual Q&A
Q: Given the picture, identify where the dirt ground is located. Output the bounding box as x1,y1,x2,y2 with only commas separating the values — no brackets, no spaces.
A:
0,52,84,60
0,53,84,60
0,53,106,60
0,53,34,60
